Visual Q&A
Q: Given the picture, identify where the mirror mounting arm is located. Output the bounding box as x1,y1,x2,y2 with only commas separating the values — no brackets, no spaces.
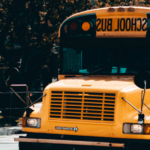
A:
122,97,141,113
141,80,146,114
143,102,150,110
122,97,145,124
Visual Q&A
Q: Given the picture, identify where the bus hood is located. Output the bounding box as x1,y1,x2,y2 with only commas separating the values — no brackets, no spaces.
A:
45,75,135,92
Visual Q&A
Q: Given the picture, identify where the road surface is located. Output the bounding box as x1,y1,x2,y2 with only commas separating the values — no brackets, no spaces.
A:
0,134,26,150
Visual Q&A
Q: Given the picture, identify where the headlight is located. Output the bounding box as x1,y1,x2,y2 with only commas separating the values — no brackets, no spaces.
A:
123,123,150,134
131,124,143,133
123,123,143,134
26,118,41,128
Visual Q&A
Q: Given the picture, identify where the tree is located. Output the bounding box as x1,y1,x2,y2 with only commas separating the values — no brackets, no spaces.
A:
0,0,93,92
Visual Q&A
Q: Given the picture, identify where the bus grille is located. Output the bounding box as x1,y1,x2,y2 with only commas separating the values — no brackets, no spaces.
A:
49,91,116,122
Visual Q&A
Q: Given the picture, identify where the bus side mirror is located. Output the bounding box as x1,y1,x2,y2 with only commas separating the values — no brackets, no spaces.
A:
49,52,58,80
134,71,150,89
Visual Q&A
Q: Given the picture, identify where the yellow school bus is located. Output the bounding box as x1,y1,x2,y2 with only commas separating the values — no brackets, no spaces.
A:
15,6,150,150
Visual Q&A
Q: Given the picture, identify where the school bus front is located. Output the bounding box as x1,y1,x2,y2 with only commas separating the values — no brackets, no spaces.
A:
15,7,150,150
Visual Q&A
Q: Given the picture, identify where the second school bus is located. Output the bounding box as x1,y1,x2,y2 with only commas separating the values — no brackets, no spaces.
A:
15,6,150,150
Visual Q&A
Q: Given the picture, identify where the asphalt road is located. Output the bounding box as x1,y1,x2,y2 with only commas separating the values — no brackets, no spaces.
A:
0,134,26,150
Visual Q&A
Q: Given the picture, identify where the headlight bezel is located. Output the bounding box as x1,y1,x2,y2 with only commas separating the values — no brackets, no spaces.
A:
25,117,41,128
123,123,150,134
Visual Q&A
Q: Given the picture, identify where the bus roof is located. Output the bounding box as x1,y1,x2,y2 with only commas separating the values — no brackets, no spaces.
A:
58,6,150,38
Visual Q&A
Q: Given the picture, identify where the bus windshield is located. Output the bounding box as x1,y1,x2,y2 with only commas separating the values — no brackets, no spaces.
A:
62,47,150,75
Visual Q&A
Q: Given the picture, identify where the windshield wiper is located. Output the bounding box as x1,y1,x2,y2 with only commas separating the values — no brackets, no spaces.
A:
83,65,112,76
126,70,138,75
83,67,139,76
83,67,103,77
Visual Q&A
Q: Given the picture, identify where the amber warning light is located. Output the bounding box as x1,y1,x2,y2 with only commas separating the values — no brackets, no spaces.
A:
82,22,91,31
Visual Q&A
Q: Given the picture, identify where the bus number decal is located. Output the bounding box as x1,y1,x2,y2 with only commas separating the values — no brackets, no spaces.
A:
96,18,147,32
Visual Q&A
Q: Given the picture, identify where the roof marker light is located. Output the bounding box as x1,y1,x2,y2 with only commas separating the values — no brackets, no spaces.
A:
128,7,135,12
118,7,125,12
108,7,115,12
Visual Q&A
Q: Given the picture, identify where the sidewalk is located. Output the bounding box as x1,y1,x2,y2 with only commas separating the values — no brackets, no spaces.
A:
0,126,22,135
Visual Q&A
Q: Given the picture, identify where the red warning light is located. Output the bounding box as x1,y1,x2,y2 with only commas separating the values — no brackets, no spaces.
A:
70,22,77,31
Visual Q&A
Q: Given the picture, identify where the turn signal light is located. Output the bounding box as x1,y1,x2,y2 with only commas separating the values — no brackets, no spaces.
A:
22,117,26,127
70,22,77,31
82,22,91,31
144,124,150,134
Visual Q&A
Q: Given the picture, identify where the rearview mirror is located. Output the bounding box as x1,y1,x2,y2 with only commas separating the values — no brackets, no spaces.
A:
134,71,150,89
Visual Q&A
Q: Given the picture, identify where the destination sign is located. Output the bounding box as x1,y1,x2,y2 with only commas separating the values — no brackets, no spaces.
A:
96,17,148,37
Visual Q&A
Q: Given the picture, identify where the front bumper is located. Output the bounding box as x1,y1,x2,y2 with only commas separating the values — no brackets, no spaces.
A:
15,137,124,148
14,132,150,149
